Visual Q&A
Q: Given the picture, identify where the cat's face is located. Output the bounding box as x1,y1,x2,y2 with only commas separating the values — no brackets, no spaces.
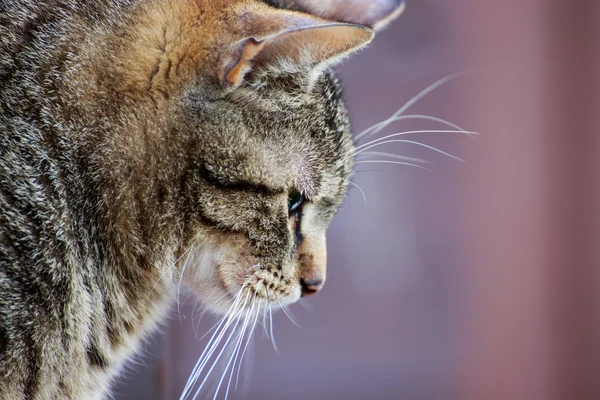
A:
105,0,406,314
178,69,354,312
150,1,377,313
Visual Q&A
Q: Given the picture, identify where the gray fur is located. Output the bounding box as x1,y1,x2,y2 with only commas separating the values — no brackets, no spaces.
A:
0,0,367,398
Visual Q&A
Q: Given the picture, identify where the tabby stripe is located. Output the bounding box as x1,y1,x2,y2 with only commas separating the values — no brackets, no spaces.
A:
86,343,109,369
23,328,40,399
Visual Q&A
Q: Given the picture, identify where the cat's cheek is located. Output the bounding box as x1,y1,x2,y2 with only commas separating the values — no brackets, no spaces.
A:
181,234,258,314
183,246,231,314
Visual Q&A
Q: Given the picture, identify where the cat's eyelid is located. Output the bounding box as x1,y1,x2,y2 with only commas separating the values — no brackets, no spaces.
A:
202,169,282,195
218,180,283,196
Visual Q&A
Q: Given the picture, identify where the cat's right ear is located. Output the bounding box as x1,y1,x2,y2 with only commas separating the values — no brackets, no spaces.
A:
221,5,374,87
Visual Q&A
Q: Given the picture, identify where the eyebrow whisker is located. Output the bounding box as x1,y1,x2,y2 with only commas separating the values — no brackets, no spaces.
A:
341,178,368,206
355,71,482,142
356,114,474,142
357,151,429,164
349,139,465,163
354,160,433,172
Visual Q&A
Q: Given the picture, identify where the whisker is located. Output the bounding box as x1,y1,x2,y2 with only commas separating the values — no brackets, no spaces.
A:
219,323,246,400
218,296,257,400
189,292,251,400
275,294,300,328
193,292,248,367
181,290,249,400
341,178,368,206
361,71,481,139
182,313,239,399
196,290,238,340
181,315,230,399
195,274,254,339
357,151,428,164
203,319,245,400
150,239,196,294
356,114,473,142
225,306,255,400
354,160,433,172
177,244,196,321
227,305,256,399
182,296,242,397
356,139,465,163
262,300,270,340
352,169,389,174
266,288,278,353
234,299,261,391
347,130,477,161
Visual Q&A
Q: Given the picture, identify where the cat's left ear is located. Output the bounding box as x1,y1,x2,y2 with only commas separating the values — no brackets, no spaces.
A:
223,6,374,87
277,0,406,31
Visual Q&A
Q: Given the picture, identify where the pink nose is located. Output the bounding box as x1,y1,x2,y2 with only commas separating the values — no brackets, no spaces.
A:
300,278,324,297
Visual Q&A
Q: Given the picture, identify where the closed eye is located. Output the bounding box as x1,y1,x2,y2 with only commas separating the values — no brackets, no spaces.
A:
201,166,282,195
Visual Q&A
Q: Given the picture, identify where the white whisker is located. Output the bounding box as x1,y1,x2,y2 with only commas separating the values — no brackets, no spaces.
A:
193,320,240,400
348,130,477,161
217,296,256,400
182,317,235,399
181,290,249,400
262,300,270,340
189,292,251,400
266,288,278,353
357,151,428,164
275,294,300,328
181,318,227,398
181,298,239,398
354,160,433,172
196,275,255,340
234,299,261,391
150,239,195,294
177,244,195,321
196,291,239,341
355,138,465,163
341,178,368,206
356,114,473,142
359,71,480,140
388,139,462,162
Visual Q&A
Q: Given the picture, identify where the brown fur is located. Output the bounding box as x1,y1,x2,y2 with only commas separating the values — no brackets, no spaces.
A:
0,0,403,398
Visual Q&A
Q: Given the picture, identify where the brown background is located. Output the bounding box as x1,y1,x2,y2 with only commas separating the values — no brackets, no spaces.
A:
114,1,600,399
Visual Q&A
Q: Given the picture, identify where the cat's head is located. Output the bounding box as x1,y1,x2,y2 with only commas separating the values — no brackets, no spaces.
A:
106,0,404,314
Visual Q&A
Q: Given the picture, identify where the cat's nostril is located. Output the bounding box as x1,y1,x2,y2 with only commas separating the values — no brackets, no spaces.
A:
300,278,324,297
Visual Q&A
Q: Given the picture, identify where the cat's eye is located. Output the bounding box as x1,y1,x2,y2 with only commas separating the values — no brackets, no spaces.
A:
288,190,305,213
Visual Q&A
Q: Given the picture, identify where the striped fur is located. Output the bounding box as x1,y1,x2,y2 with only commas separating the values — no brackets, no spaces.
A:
0,0,380,398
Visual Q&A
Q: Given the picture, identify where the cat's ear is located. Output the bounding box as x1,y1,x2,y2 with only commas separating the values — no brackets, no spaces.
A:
222,7,374,87
283,0,406,31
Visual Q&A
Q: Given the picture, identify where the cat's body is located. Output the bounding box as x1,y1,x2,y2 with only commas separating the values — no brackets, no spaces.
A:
1,2,188,397
0,0,403,398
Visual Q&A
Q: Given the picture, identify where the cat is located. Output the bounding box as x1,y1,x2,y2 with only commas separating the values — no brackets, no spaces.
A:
0,0,404,398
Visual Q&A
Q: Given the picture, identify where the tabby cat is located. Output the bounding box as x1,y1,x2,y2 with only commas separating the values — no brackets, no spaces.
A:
0,0,404,398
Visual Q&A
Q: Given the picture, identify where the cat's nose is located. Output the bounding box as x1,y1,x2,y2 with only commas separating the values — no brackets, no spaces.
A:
300,278,324,297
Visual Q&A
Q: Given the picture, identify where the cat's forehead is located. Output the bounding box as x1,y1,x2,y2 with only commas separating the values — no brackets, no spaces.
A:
195,73,351,196
203,130,324,195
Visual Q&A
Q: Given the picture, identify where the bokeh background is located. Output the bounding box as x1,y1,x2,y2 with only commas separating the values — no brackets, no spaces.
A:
114,1,600,399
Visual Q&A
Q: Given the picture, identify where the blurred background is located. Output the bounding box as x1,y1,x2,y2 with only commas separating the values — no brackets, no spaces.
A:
114,1,600,399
